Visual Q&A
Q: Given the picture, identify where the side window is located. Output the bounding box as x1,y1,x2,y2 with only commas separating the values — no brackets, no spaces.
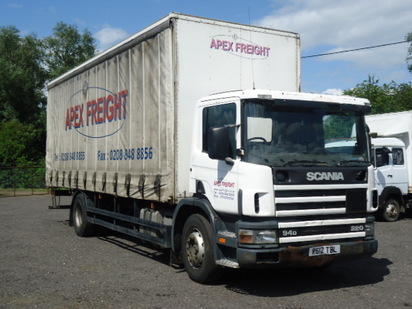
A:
392,148,404,165
202,103,236,155
375,148,389,167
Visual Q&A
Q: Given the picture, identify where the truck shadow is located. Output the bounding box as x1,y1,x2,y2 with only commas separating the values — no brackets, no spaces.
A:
93,229,391,295
97,231,170,265
221,257,391,296
400,209,412,220
60,217,392,295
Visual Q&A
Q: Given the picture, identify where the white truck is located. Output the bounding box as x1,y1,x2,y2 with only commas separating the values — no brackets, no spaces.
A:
366,111,412,221
46,13,378,283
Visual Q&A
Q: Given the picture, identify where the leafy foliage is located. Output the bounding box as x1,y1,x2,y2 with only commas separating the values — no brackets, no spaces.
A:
44,22,96,80
324,115,355,140
343,76,412,114
0,26,47,124
0,23,96,169
0,120,45,166
0,166,45,189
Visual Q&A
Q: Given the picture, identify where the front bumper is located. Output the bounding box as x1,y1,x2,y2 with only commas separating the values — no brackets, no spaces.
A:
236,239,378,268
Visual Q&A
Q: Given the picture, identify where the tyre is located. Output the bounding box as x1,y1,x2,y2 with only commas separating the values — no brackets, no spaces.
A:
181,214,222,283
381,198,400,222
72,193,94,237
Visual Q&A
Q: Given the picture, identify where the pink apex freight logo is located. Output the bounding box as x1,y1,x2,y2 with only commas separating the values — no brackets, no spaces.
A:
65,85,129,139
210,34,271,60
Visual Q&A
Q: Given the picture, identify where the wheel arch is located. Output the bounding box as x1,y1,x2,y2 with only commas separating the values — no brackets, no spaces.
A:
379,186,405,211
171,195,218,254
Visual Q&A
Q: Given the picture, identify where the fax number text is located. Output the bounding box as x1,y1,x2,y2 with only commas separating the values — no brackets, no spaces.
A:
98,147,154,161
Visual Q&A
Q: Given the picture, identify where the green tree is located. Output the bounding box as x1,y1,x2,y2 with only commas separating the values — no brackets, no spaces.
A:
324,115,355,140
44,22,96,80
344,76,412,114
0,23,97,167
0,121,43,166
0,26,47,124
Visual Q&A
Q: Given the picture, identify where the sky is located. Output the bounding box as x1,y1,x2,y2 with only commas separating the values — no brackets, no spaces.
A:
1,0,411,94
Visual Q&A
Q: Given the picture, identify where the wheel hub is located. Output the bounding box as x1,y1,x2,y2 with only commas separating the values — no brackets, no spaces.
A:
74,205,83,227
386,202,399,219
185,229,205,269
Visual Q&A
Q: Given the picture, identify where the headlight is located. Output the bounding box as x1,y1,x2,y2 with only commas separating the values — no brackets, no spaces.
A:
239,229,278,244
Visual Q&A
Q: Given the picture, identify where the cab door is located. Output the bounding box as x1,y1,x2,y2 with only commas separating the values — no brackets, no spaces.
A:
190,99,241,215
389,147,408,194
374,146,408,194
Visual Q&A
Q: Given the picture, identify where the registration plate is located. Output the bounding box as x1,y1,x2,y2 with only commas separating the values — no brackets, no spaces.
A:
309,245,341,257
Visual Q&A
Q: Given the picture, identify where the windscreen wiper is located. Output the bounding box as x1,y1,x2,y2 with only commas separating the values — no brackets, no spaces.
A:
283,160,328,167
338,160,369,166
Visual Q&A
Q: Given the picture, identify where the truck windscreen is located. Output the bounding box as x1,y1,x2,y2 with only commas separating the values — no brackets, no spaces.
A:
241,100,370,167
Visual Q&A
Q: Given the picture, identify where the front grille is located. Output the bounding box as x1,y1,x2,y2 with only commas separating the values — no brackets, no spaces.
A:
274,186,367,217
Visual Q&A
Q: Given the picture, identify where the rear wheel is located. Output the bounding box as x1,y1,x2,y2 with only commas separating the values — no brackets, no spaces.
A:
381,198,400,222
181,214,221,283
72,193,94,237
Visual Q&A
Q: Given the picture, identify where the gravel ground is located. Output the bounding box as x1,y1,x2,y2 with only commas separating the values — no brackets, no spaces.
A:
1,195,411,309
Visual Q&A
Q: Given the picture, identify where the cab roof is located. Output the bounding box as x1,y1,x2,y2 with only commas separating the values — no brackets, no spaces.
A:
200,89,371,107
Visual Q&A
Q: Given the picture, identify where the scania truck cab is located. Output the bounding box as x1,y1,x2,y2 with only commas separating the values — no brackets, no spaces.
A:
182,90,378,281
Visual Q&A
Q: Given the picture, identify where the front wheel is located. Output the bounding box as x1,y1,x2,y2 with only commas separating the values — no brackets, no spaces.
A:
381,198,400,222
181,214,222,283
